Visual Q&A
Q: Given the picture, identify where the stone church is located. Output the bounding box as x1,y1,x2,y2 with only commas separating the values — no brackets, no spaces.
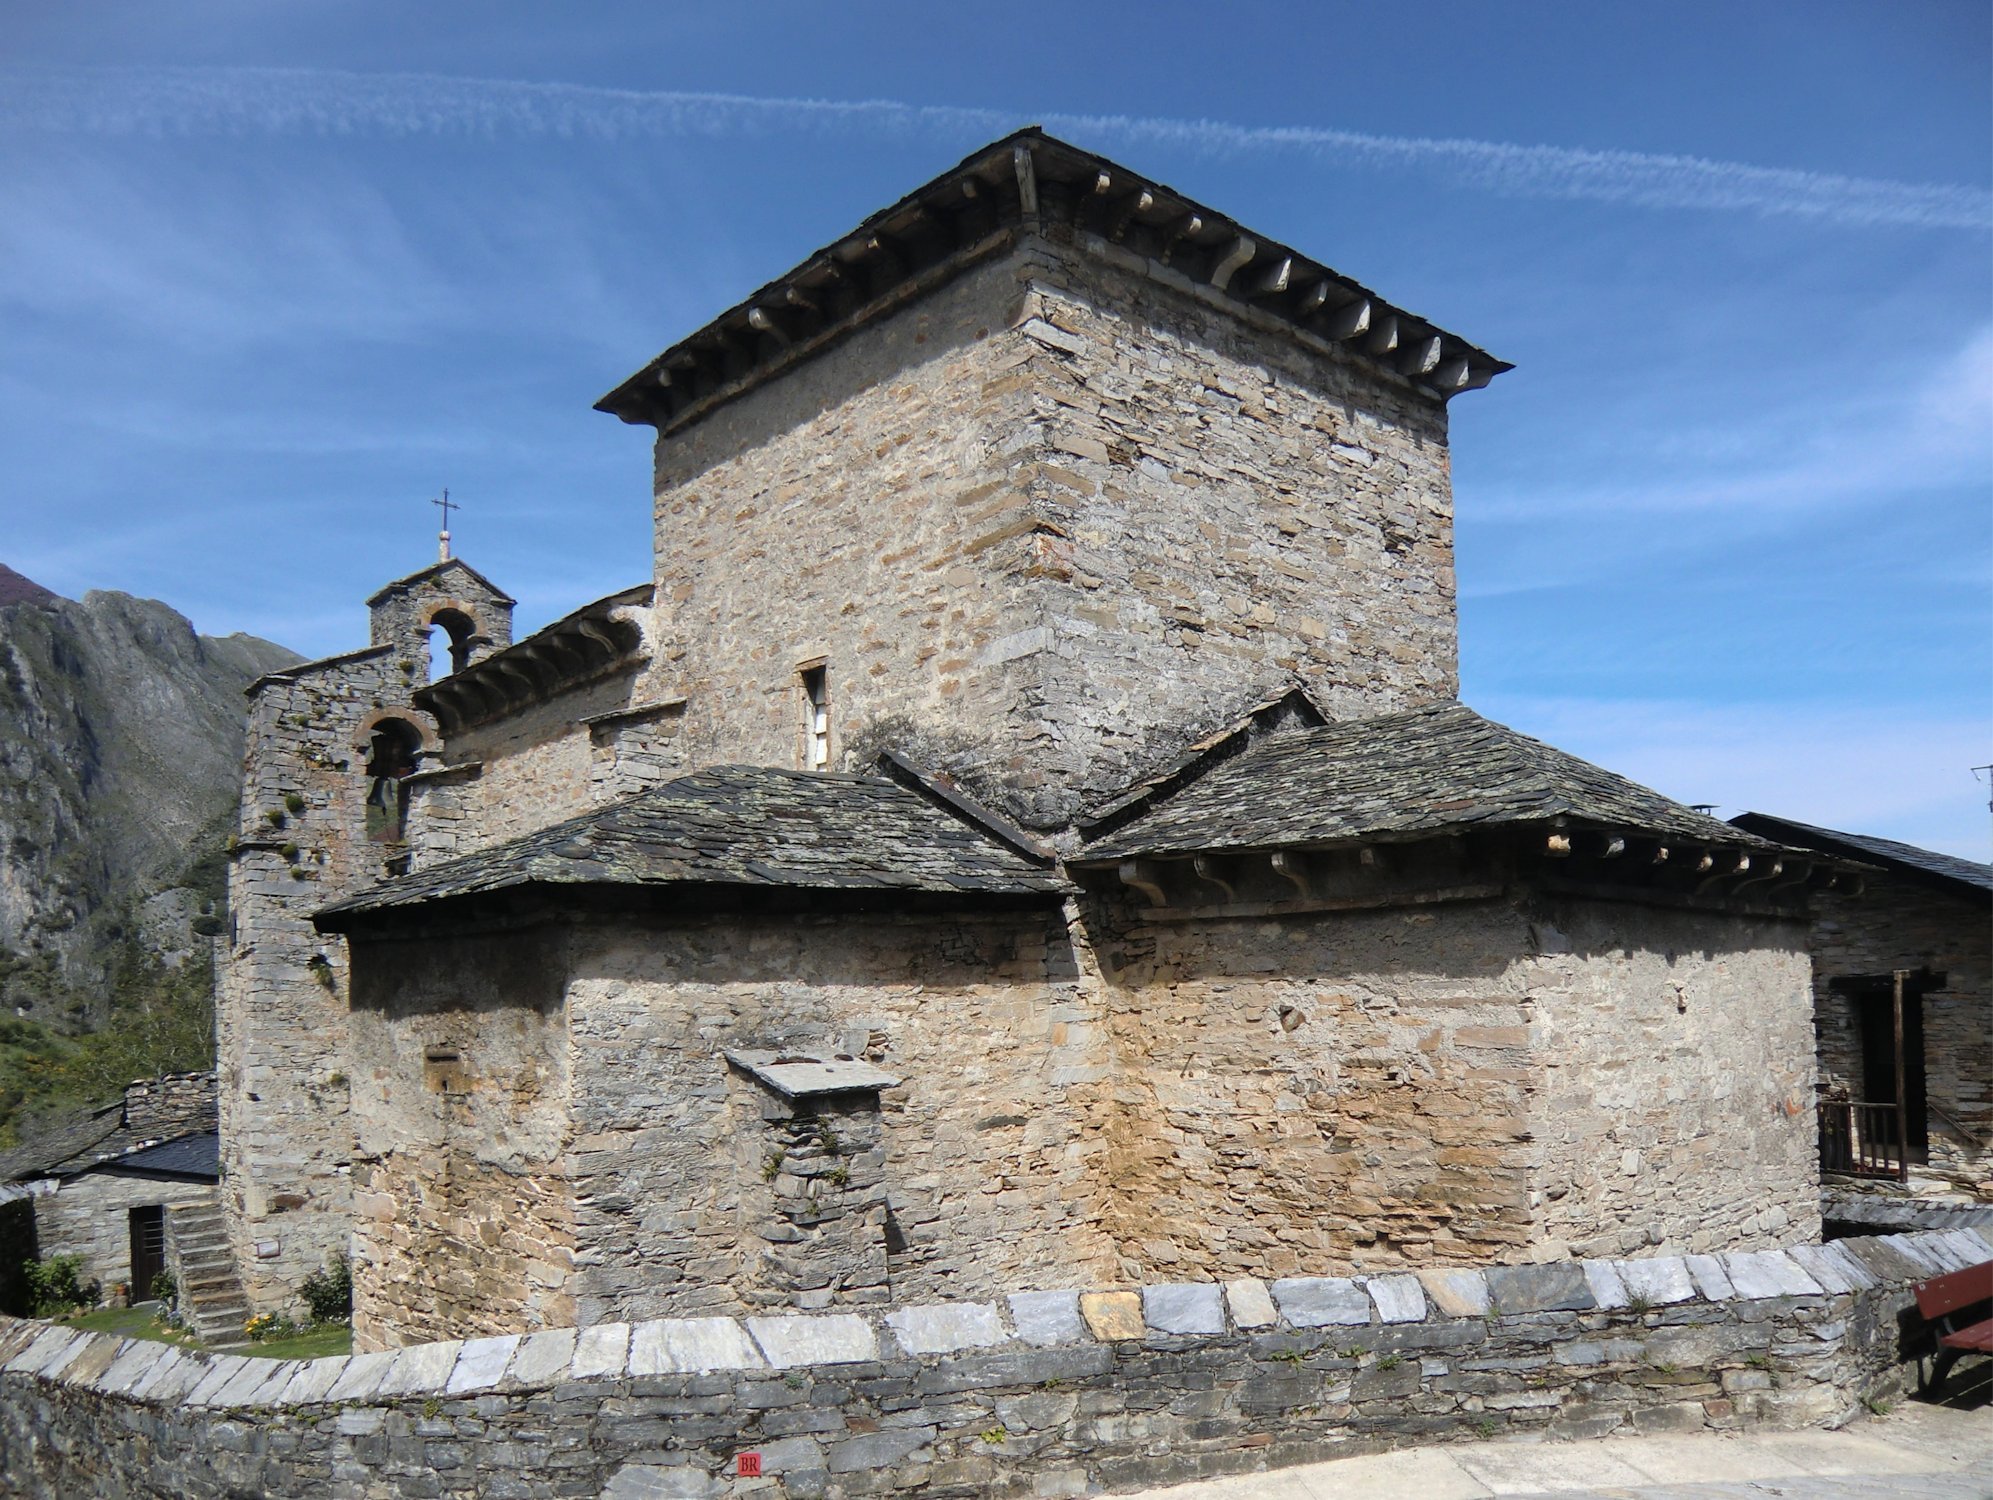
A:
220,130,1840,1352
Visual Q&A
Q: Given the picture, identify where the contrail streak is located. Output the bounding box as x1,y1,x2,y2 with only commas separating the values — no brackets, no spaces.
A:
4,66,1985,231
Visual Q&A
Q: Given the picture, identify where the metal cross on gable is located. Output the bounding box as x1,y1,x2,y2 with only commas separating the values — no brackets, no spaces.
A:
432,488,457,562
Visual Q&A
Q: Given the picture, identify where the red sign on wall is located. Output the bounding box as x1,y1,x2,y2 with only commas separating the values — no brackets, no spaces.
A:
736,1452,763,1477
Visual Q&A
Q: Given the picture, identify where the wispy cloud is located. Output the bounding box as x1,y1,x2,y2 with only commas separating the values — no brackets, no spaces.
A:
1464,321,1993,536
3,66,1986,232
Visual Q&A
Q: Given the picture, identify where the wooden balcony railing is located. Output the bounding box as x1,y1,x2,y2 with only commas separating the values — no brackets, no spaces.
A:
1818,1099,1908,1182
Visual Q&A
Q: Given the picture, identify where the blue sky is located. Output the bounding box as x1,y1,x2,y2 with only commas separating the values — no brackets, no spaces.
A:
2,2,1987,857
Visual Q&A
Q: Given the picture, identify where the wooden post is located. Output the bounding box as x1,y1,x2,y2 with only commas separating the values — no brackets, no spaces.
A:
1893,969,1910,1184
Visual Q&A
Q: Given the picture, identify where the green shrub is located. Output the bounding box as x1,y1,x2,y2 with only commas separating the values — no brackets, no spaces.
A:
26,1253,99,1315
299,1257,352,1324
283,793,306,814
147,1269,177,1309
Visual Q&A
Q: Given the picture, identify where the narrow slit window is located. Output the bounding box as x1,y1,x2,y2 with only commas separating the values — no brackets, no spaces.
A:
800,664,830,771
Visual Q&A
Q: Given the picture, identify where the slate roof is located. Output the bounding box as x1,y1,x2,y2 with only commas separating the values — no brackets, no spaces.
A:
95,1131,220,1181
1081,700,1767,860
1729,813,1993,897
317,764,1070,926
0,1102,122,1181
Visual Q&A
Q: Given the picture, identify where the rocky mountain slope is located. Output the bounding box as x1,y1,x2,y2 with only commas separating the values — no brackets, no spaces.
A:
0,569,298,1027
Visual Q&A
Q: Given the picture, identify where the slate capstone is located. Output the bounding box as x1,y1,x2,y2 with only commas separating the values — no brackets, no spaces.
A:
1142,1283,1226,1336
1269,1277,1372,1327
1007,1290,1084,1346
1485,1262,1597,1315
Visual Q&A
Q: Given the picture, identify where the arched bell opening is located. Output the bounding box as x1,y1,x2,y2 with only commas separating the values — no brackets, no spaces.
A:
362,717,425,845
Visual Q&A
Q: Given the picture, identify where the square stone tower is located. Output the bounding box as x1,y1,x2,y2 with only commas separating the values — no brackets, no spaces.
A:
599,130,1506,831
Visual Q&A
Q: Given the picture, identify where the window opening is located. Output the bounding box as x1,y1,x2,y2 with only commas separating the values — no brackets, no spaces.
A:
364,718,423,844
800,664,830,772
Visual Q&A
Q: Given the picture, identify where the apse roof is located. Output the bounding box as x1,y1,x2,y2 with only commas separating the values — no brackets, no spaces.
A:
316,763,1069,928
1079,700,1768,861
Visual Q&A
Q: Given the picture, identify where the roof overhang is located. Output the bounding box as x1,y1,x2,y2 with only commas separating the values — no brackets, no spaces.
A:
597,128,1511,434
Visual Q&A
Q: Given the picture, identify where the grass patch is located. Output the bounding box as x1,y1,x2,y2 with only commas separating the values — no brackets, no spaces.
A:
60,1305,197,1350
242,1323,351,1360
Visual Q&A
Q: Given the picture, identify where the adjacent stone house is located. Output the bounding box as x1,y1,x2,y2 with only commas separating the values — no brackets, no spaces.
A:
0,1072,218,1303
224,130,1847,1349
1729,813,1992,1193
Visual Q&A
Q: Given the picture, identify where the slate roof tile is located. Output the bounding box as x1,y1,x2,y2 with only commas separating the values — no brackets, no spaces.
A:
1728,813,1991,896
317,764,1068,924
1082,700,1768,860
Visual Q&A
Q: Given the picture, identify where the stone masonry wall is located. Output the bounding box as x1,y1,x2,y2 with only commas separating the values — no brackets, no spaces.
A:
1525,899,1821,1258
649,236,1458,831
221,649,435,1314
0,1227,1982,1500
1092,896,1539,1279
562,908,1119,1332
1088,893,1817,1284
345,925,576,1351
1807,873,1991,1184
30,1176,214,1297
119,1071,217,1140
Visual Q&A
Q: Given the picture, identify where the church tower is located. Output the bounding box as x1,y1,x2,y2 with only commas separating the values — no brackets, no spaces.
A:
217,558,511,1315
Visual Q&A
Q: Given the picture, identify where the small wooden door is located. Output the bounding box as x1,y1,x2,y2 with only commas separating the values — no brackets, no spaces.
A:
128,1205,166,1303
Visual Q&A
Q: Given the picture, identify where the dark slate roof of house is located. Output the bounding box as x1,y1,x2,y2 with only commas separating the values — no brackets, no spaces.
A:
1082,700,1766,860
318,764,1070,925
95,1131,220,1181
1729,813,1993,896
0,1103,122,1181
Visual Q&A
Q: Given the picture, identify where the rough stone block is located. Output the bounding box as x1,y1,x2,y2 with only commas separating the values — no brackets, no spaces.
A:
1615,1256,1695,1306
601,1463,724,1499
1582,1260,1630,1310
1364,1274,1426,1324
1269,1277,1371,1327
1009,1290,1084,1346
1485,1262,1596,1314
1416,1268,1491,1319
1682,1254,1734,1301
1142,1283,1225,1336
375,1339,462,1398
1720,1251,1821,1300
748,1314,878,1368
502,1326,578,1389
1223,1278,1277,1329
446,1335,520,1395
825,1426,936,1474
1078,1292,1145,1341
886,1302,1006,1355
571,1322,632,1380
630,1318,765,1374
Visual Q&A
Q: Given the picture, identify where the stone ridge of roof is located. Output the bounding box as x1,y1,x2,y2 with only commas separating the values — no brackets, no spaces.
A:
364,557,517,608
596,127,1512,433
315,763,1073,927
1729,812,1993,895
1079,700,1772,861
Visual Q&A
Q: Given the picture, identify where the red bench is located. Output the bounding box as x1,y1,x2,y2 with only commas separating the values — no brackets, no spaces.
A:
1912,1260,1993,1397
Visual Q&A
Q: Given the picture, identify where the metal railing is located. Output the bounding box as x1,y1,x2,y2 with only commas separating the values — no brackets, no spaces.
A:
1818,1099,1908,1182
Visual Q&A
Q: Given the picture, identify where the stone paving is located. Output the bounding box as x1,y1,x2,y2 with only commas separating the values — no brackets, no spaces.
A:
1121,1393,1993,1500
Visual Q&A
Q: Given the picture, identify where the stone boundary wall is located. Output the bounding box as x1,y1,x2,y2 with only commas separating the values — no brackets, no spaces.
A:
1,1230,1987,1500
